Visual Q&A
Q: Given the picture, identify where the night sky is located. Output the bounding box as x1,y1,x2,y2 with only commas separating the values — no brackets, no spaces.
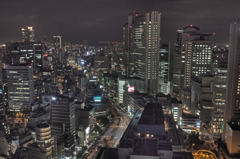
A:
0,0,239,44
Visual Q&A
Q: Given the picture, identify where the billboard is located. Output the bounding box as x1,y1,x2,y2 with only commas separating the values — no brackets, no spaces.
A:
94,96,102,102
128,86,134,93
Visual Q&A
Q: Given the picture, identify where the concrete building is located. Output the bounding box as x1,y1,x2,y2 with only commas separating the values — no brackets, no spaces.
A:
75,103,95,131
5,41,46,68
171,99,183,125
0,49,3,115
126,93,153,117
172,26,213,111
51,97,76,158
159,44,170,95
211,49,228,135
53,36,63,50
191,76,214,123
28,123,55,159
21,26,34,42
118,77,145,105
223,21,240,156
122,12,139,77
94,56,110,74
180,113,200,133
89,97,109,117
6,65,34,113
118,103,192,159
123,11,161,96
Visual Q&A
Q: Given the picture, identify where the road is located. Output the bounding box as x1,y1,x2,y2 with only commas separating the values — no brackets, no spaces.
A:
85,102,130,159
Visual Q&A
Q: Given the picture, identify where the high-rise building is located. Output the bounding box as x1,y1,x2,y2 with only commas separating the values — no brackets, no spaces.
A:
159,44,170,94
172,26,213,110
5,41,46,68
172,30,184,99
223,21,240,155
28,123,55,159
0,48,3,115
123,12,139,77
51,97,76,158
53,36,63,63
123,11,161,96
53,36,63,50
21,26,34,42
6,65,34,113
211,47,228,135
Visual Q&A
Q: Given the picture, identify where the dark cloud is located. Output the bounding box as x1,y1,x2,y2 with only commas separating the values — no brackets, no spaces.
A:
0,0,239,43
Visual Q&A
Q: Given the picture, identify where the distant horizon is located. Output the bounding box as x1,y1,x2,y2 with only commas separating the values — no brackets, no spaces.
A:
0,0,239,43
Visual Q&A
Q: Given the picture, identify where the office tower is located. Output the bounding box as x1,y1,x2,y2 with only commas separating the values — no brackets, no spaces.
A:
53,36,63,63
125,11,161,96
5,41,46,68
223,21,240,155
123,12,139,77
118,77,145,105
28,123,55,159
6,65,34,113
172,30,184,99
211,47,228,135
21,26,34,42
53,36,63,50
159,43,170,94
172,25,213,110
168,42,175,95
0,49,3,114
51,97,76,158
191,76,213,122
94,56,110,74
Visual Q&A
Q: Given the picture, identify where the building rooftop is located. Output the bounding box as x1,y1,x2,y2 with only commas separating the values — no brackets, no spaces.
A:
228,122,240,131
182,112,198,119
37,123,49,129
132,138,158,156
138,103,164,125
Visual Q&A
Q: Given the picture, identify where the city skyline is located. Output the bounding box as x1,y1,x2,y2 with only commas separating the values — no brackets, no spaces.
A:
1,1,240,158
0,0,240,43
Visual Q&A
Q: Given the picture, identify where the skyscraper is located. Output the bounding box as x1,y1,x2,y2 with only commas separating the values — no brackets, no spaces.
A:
51,97,76,158
223,21,240,155
53,36,63,50
123,12,139,77
53,36,63,63
172,26,213,110
0,48,3,115
123,11,161,96
211,47,228,135
21,26,34,42
6,65,34,113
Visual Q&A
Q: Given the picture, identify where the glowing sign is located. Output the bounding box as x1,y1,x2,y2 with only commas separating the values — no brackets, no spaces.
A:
81,59,85,66
0,89,2,94
128,86,134,93
94,96,102,102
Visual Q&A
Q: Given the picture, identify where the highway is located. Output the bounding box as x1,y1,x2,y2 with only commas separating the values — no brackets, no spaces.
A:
84,101,130,159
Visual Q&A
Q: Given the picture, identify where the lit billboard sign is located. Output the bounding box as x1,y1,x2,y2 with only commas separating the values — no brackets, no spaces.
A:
128,86,134,93
81,59,85,66
94,96,102,102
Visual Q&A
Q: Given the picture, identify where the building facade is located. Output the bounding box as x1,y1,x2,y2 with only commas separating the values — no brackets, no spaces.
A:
6,65,34,113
